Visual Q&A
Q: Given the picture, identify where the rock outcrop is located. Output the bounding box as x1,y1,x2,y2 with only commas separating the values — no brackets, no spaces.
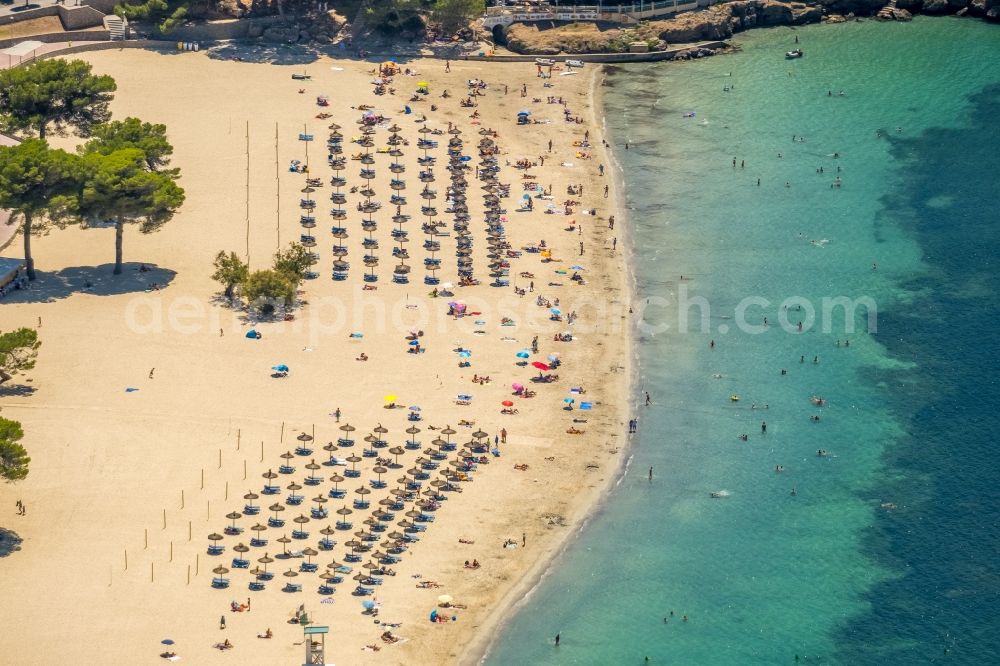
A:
503,0,1000,55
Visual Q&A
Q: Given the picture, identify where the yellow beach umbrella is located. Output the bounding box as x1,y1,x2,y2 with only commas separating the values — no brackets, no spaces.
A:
384,394,397,403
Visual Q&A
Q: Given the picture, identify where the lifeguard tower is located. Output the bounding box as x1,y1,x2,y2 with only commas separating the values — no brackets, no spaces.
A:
303,625,329,665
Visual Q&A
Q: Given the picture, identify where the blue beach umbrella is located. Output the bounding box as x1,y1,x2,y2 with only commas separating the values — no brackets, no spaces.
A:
580,402,593,410
272,364,290,373
409,406,421,412
161,639,175,645
458,351,472,358
563,397,575,404
362,600,377,610
550,308,561,316
515,351,530,359
409,340,420,346
245,329,258,338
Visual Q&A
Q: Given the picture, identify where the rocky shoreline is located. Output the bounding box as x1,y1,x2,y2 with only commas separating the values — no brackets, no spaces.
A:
502,0,999,55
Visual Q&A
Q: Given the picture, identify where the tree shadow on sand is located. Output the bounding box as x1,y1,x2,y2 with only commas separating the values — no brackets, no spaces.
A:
0,383,36,397
205,42,325,66
3,263,177,304
0,528,23,557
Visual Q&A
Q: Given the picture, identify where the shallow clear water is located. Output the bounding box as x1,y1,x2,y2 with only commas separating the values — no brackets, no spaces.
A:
485,17,1000,666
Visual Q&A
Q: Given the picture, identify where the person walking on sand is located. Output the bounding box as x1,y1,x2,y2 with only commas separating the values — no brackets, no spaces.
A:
500,428,507,444
522,532,526,547
445,61,450,73
612,237,617,250
149,368,155,379
579,242,584,256
335,407,341,422
604,184,609,198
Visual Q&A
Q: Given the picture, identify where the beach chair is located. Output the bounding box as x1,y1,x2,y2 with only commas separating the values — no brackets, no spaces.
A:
224,526,244,536
335,521,353,531
287,494,305,505
250,537,268,548
369,479,387,490
372,438,388,449
310,507,329,519
278,465,295,474
243,504,260,516
295,446,312,456
300,562,319,573
318,584,335,595
208,544,225,556
319,538,336,550
405,440,421,450
332,271,349,281
305,475,323,486
370,522,387,533
284,582,303,593
344,468,361,479
363,273,378,283
292,530,310,540
415,513,435,523
352,499,371,510
257,571,274,581
406,524,427,533
262,484,281,494
328,489,347,500
211,577,231,589
268,517,285,528
249,581,266,591
344,552,362,563
362,448,377,458
232,558,250,569
352,585,374,596
393,274,410,284
337,437,354,447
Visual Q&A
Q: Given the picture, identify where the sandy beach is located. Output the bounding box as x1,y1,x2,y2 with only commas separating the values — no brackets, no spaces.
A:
0,47,629,665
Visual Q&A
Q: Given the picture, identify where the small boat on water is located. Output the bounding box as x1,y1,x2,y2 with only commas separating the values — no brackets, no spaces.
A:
786,49,803,59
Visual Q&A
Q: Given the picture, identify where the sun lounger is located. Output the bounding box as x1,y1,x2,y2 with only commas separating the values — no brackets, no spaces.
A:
344,469,361,478
286,494,305,505
262,484,281,494
318,584,335,595
369,479,387,489
353,585,374,596
336,521,353,531
362,448,377,458
211,577,230,589
300,562,319,573
208,544,225,556
268,517,285,528
370,523,387,533
406,524,427,533
243,504,260,515
278,465,295,474
292,530,310,540
328,489,347,499
232,558,250,568
257,571,274,581
352,499,371,510
250,537,268,547
319,538,336,550
310,507,329,519
224,526,243,536
249,581,266,591
344,553,362,563
295,446,312,456
305,475,323,486
283,583,303,593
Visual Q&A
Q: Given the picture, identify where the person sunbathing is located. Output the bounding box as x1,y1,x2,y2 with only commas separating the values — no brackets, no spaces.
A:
458,538,475,544
257,628,273,639
464,559,480,569
160,652,177,659
566,427,585,434
213,639,233,650
365,644,382,651
356,353,368,361
459,419,474,426
501,408,519,415
513,463,529,471
416,580,441,588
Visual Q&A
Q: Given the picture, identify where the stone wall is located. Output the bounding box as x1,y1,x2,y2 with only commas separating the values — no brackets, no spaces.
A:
0,30,111,50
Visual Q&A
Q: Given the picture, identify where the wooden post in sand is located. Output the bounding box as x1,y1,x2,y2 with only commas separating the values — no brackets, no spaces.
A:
243,459,247,480
260,441,264,462
151,562,154,583
181,489,185,509
170,541,173,562
188,520,192,541
207,500,211,521
201,468,205,490
280,422,285,443
187,565,191,585
225,481,229,500
196,554,200,576
144,529,148,549
162,508,166,530
237,429,241,451
219,448,222,469
124,548,128,570
312,423,315,441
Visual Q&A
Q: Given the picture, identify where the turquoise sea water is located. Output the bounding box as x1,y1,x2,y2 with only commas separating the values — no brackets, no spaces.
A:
485,18,1000,666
